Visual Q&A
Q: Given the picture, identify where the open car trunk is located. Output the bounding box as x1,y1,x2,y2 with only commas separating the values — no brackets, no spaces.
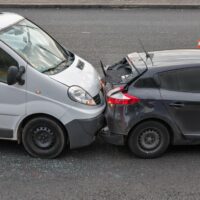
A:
104,52,147,88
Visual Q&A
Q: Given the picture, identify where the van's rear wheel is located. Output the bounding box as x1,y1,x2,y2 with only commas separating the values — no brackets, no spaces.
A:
22,117,66,158
128,121,170,158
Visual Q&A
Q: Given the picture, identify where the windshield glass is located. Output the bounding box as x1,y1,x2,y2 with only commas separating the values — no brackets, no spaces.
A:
0,19,70,73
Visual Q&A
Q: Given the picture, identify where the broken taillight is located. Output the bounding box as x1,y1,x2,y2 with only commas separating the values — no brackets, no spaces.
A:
107,87,140,105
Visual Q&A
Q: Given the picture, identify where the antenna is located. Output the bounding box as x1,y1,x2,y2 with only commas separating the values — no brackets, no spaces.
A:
138,39,154,65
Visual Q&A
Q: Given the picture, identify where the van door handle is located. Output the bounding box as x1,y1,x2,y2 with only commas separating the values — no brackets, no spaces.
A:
169,102,185,108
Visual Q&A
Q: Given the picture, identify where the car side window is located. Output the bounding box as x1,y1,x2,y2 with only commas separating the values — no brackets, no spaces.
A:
178,68,200,92
159,70,179,91
159,67,200,93
0,48,18,83
134,77,158,88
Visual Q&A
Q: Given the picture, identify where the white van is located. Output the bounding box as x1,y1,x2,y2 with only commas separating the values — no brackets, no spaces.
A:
0,12,105,158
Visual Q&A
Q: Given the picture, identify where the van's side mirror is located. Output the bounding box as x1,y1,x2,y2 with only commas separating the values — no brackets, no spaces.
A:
7,66,18,85
7,66,25,85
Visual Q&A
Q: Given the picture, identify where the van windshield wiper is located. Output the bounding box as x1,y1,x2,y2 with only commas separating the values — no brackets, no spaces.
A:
15,24,38,30
42,59,68,73
38,45,64,61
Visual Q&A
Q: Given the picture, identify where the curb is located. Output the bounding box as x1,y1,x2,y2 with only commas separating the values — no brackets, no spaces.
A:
0,4,200,9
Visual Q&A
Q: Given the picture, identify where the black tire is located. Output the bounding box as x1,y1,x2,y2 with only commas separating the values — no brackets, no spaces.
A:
22,117,66,158
128,121,170,159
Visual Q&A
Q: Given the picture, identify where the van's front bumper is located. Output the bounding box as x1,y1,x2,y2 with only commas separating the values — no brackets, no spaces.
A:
65,114,105,149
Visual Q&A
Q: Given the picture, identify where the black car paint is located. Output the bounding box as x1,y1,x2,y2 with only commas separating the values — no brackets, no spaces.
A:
104,50,200,146
105,86,187,145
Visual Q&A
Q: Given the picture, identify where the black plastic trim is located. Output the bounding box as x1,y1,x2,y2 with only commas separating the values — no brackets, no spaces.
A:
0,128,13,138
65,114,105,149
100,133,125,145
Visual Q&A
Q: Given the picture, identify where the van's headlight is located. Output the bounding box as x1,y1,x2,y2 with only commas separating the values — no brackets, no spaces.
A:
68,86,96,106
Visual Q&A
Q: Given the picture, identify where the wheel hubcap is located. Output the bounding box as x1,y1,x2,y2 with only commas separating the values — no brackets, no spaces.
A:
32,126,55,149
139,129,160,150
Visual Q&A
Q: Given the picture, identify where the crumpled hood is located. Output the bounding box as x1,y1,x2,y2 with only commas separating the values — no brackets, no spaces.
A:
50,55,101,97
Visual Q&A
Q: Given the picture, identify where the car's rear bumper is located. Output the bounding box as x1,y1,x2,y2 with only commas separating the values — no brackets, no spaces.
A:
65,114,105,149
100,127,125,146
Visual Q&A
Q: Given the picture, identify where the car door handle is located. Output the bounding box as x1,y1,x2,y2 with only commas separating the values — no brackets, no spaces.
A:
169,102,185,108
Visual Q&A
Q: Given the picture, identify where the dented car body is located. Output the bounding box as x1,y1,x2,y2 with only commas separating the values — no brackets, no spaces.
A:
103,49,200,158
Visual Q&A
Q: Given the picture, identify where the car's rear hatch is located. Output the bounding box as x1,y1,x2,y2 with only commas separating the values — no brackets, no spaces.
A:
104,52,147,89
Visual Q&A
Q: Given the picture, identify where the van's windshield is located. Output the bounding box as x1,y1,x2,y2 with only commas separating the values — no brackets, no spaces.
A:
0,19,72,74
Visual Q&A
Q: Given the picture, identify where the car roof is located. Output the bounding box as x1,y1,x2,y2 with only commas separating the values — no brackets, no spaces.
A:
139,49,200,70
0,12,24,31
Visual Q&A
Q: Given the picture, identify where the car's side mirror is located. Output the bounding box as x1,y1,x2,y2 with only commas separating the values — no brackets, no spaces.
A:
7,66,25,85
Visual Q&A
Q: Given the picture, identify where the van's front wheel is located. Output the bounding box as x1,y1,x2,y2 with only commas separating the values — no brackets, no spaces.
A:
22,117,66,158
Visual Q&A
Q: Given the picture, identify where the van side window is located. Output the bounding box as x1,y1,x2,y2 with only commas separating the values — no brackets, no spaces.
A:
0,48,18,83
159,68,200,93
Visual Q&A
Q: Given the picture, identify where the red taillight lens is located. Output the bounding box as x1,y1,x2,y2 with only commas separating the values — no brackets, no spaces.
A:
107,87,140,105
197,39,200,48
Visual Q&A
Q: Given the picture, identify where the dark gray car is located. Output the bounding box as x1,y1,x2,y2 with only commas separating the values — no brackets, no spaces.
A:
102,49,200,158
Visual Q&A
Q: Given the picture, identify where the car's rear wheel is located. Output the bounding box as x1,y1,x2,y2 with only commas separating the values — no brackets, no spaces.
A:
22,117,66,158
128,121,170,158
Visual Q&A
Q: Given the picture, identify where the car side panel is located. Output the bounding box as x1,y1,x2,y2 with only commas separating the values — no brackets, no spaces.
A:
106,87,184,144
160,89,200,137
106,88,161,134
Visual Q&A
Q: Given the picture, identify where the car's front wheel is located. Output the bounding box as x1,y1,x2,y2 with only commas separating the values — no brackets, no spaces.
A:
22,117,66,158
128,121,170,158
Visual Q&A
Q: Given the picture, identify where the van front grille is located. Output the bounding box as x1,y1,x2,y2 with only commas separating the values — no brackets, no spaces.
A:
93,93,101,105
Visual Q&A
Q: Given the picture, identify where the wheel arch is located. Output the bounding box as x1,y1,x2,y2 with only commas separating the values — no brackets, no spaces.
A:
127,118,174,144
17,113,69,145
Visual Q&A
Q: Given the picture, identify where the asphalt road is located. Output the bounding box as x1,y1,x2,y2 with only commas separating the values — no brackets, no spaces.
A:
1,8,200,200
